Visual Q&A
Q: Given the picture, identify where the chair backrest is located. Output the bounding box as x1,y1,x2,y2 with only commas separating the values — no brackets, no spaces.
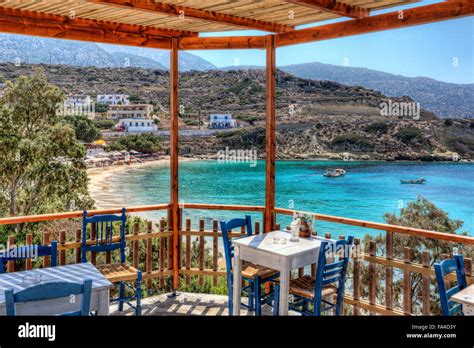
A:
0,241,58,274
5,279,92,316
81,208,127,263
314,236,354,302
220,215,252,275
434,254,467,316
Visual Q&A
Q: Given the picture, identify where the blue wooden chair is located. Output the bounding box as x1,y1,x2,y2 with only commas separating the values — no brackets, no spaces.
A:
434,254,467,316
220,215,279,316
274,236,354,316
0,241,58,273
5,279,92,316
81,208,142,315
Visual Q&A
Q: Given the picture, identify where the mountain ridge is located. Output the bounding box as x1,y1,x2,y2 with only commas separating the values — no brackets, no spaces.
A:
0,34,471,118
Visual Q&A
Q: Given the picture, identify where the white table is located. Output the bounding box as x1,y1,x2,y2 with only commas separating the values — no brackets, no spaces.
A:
451,284,474,316
232,230,331,315
0,262,112,316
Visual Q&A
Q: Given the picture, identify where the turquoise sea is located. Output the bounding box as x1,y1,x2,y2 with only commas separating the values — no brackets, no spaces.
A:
108,161,474,239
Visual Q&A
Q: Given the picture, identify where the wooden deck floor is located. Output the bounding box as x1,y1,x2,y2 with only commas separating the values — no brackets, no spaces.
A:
109,292,276,316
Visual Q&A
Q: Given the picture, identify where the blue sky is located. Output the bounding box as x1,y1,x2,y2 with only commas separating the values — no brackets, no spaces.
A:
193,1,474,84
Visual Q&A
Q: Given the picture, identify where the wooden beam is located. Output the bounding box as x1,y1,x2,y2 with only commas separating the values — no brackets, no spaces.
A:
276,0,474,47
0,7,180,49
264,35,276,233
89,0,294,33
285,0,370,19
179,1,474,50
169,37,180,291
179,35,265,50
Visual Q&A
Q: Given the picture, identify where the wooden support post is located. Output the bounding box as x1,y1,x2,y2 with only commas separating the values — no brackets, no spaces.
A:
7,235,14,272
26,234,32,270
199,219,205,287
353,238,361,315
403,247,412,315
178,208,183,270
264,34,276,233
385,231,393,310
43,232,51,268
59,230,66,266
212,220,218,286
170,36,180,291
146,221,153,290
368,240,376,315
422,251,431,315
185,218,191,286
75,229,81,264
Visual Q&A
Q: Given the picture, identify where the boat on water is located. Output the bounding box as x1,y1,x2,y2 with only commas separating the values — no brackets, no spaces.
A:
400,177,426,184
324,168,346,178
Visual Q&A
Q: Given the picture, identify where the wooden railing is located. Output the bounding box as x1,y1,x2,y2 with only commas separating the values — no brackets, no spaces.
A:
1,203,473,316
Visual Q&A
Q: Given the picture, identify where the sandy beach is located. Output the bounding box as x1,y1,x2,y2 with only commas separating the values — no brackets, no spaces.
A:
87,157,198,209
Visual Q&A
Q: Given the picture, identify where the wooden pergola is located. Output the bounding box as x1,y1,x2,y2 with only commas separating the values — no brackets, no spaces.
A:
0,0,472,291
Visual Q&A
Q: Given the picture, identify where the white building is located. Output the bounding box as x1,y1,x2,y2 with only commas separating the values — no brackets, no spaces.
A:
97,94,130,106
209,114,237,129
118,118,157,132
65,95,92,107
107,104,153,119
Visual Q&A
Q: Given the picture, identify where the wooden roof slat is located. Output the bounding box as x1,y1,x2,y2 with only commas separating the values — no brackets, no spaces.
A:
285,0,370,19
87,0,295,33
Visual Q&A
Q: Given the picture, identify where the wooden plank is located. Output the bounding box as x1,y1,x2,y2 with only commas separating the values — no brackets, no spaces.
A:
422,251,431,315
43,232,51,268
276,1,474,47
368,240,376,315
0,7,175,49
0,204,170,225
264,35,276,233
199,219,205,287
159,218,166,288
213,220,218,287
274,207,474,245
285,0,370,19
353,238,361,315
59,230,66,266
255,221,260,235
105,224,112,264
25,234,32,270
75,228,81,264
344,296,407,316
385,231,393,310
170,36,180,291
7,235,14,272
403,247,412,315
133,222,139,269
167,210,173,272
90,223,97,265
89,0,294,33
146,221,153,290
178,208,183,270
185,218,191,286
465,258,472,285
180,203,264,212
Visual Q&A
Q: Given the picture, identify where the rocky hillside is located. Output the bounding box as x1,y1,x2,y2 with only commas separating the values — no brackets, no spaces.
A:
223,62,474,119
0,63,472,161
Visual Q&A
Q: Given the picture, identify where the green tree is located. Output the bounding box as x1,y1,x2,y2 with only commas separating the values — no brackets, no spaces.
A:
65,114,101,143
0,70,94,240
360,196,472,315
106,133,162,154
